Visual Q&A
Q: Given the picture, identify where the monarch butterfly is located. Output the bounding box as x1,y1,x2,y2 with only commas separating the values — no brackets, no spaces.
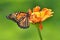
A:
6,12,30,28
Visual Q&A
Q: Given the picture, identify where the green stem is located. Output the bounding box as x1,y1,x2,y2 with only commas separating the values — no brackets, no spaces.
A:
37,26,43,40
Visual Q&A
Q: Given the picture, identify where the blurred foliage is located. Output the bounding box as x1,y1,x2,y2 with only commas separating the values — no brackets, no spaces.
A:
0,0,60,40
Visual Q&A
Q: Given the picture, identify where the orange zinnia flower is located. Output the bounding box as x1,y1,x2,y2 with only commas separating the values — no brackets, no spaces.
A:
28,6,54,30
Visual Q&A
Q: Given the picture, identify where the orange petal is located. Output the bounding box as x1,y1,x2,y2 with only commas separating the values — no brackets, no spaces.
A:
39,22,43,30
33,6,40,12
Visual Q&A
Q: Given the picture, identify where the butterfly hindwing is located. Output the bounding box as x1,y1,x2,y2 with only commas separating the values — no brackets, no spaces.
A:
17,15,29,28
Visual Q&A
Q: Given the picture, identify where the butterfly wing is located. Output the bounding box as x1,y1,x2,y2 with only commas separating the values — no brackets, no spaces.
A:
6,12,30,29
17,15,29,28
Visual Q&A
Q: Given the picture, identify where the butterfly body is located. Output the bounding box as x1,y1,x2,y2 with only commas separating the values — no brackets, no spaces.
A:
6,12,30,29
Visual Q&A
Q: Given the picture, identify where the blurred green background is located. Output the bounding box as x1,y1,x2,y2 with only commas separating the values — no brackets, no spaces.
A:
0,0,60,40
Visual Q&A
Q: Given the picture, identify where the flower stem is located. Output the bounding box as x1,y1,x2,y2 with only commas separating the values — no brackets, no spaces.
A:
37,26,43,40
